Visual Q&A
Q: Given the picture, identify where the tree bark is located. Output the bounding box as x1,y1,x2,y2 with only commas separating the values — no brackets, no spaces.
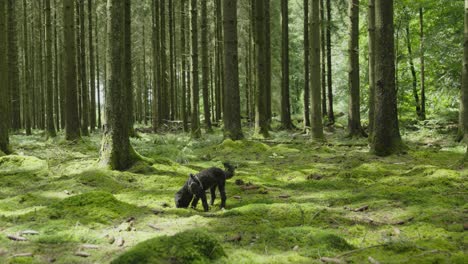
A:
405,22,422,119
7,0,21,131
78,0,89,136
368,0,376,138
419,8,426,120
63,0,80,140
459,0,468,141
0,0,10,154
254,0,269,138
303,0,311,128
265,0,272,126
223,0,243,140
281,0,293,129
347,0,364,137
191,0,201,138
201,0,212,132
23,0,32,136
45,0,57,137
180,0,188,132
99,0,137,170
326,0,334,124
371,0,403,156
310,0,324,140
320,0,327,117
88,0,96,131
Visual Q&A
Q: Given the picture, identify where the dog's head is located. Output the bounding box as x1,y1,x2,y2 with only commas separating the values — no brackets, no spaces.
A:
188,174,203,195
174,186,193,208
223,162,237,179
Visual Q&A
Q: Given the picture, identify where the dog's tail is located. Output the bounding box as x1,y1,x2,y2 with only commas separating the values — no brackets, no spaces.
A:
223,162,236,179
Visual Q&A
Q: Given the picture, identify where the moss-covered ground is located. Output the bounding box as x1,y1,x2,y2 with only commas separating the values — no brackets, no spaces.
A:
0,122,466,263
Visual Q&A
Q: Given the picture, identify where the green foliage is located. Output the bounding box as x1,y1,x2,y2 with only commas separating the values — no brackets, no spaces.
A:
111,229,226,264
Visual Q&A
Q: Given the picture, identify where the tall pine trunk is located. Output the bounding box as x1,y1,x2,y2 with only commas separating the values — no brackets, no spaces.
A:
281,0,293,129
368,0,376,138
320,0,327,117
347,0,364,137
201,0,212,132
45,0,56,137
88,0,96,131
459,0,468,141
419,8,426,120
180,0,189,132
371,0,403,156
191,0,201,138
405,22,422,119
223,0,243,140
63,0,80,140
326,0,334,123
0,0,9,154
23,0,32,136
303,0,311,128
7,0,21,131
310,0,324,140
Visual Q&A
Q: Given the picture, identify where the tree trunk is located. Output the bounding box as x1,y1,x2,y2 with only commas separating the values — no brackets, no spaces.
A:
169,0,176,120
63,0,80,141
265,0,272,126
303,0,311,128
281,0,293,129
88,0,96,132
53,0,60,131
326,0,334,124
201,0,212,132
214,0,222,122
152,0,160,131
368,0,376,139
347,0,364,137
7,0,21,132
254,0,269,138
180,0,188,132
124,0,134,136
459,0,468,141
371,0,403,156
160,0,169,122
0,0,10,154
320,0,327,118
310,0,324,140
191,0,201,138
419,8,426,120
95,6,101,129
78,0,89,136
23,0,32,136
99,0,137,170
405,22,422,119
223,0,243,140
45,0,56,137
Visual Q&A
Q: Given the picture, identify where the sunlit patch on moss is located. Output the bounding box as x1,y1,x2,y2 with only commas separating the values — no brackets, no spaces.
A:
0,155,48,176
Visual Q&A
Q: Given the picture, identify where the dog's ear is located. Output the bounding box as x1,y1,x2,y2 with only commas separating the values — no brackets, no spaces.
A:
190,173,196,180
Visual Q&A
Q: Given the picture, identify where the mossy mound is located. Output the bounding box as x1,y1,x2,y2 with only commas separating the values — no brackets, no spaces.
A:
265,226,353,256
46,191,142,224
111,229,226,264
0,155,48,176
75,169,132,192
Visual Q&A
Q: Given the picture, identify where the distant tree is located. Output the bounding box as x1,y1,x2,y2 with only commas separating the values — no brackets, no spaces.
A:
419,8,426,120
254,0,269,138
326,0,334,124
223,0,243,140
459,0,468,142
45,0,57,138
191,0,201,138
0,0,10,154
63,0,80,141
201,0,212,132
180,0,189,132
405,19,422,119
347,0,365,137
7,0,21,131
303,0,311,128
280,0,293,129
310,0,324,140
78,0,89,136
23,0,32,136
88,0,96,131
371,0,403,156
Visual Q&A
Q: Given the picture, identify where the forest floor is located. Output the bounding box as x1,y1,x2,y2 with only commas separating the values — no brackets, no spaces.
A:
0,120,466,264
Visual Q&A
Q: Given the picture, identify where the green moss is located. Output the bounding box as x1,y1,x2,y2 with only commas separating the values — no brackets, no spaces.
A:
0,155,48,176
42,191,144,224
111,229,226,264
75,169,130,192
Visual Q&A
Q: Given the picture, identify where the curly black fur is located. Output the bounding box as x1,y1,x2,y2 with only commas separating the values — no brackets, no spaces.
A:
174,163,236,211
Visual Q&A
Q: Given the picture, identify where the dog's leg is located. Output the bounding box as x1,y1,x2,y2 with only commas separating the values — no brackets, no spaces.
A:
200,192,209,212
191,196,199,209
219,183,227,209
210,186,217,205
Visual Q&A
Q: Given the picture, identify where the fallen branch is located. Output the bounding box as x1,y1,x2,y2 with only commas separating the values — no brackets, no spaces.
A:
7,235,28,241
81,244,99,250
74,251,91,258
12,253,33,258
148,224,161,231
20,230,39,236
